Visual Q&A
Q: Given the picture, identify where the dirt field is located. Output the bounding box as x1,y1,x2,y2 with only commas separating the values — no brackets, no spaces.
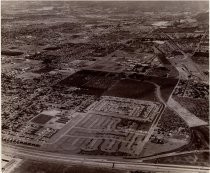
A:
104,79,158,102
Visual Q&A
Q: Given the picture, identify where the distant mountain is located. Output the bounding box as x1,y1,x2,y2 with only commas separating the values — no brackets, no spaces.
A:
2,1,209,15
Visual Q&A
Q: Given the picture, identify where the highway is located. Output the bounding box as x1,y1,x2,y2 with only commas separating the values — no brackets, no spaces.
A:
163,30,207,82
3,144,210,173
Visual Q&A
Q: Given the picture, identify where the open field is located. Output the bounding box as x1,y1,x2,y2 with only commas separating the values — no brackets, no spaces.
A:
104,79,157,102
55,69,178,103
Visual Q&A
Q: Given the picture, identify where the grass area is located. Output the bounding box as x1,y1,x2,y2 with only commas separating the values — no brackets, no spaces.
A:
104,79,158,102
58,70,97,87
127,73,178,102
11,160,126,173
31,114,52,124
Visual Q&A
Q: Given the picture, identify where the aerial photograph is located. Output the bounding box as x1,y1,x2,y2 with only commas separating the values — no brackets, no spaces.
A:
1,1,209,173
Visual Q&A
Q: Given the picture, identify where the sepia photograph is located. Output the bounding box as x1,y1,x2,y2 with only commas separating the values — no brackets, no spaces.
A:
1,0,209,173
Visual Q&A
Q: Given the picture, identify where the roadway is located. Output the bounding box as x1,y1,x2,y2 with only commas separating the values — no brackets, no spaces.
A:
3,144,210,173
161,29,207,82
133,81,166,155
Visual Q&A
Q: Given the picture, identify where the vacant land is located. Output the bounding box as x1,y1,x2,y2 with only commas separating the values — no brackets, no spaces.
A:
104,79,157,102
127,74,178,102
